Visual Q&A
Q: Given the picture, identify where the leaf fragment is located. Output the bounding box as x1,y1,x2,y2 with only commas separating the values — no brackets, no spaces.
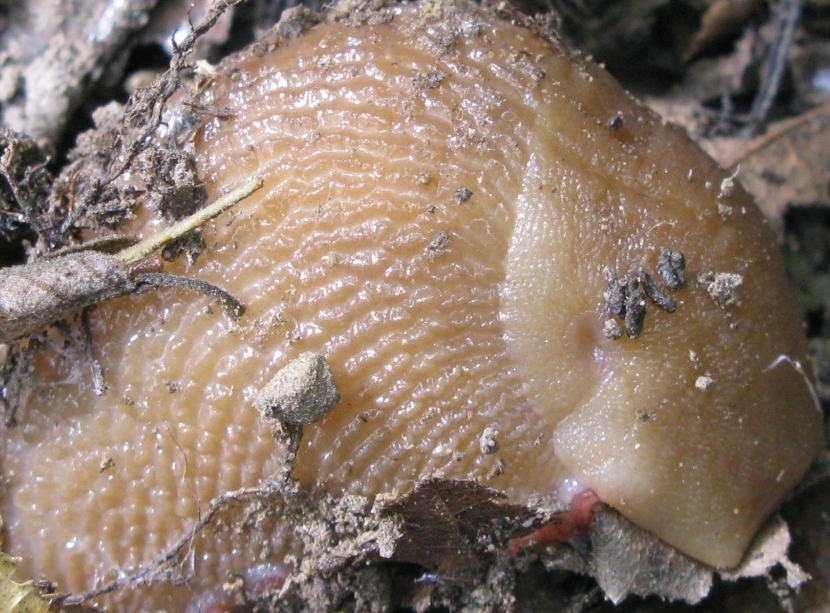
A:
0,553,48,613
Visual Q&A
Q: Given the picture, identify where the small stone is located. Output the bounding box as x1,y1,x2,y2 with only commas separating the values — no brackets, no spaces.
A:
254,352,341,425
604,273,625,316
607,114,623,131
698,272,743,306
455,186,473,202
695,375,714,391
487,458,506,478
639,270,676,313
624,282,647,339
480,427,500,454
603,317,624,340
427,231,449,251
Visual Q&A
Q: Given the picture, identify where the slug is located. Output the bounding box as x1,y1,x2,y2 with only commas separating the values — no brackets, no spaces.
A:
0,1,823,610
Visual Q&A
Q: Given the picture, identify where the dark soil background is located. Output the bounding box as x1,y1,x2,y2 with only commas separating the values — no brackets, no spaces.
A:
2,0,830,611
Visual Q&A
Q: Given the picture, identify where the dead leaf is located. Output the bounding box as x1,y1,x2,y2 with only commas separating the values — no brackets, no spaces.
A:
380,479,529,583
789,37,830,109
702,102,830,230
721,514,810,587
686,0,764,60
0,554,48,613
588,505,810,606
590,507,713,605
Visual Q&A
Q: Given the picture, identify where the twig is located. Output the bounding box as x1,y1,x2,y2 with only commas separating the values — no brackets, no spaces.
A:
102,0,248,188
53,483,285,607
134,272,245,319
53,415,306,607
117,178,261,264
0,178,262,345
747,0,803,136
57,0,247,238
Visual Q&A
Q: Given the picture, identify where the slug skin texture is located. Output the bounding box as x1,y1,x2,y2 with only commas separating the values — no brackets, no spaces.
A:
0,1,822,609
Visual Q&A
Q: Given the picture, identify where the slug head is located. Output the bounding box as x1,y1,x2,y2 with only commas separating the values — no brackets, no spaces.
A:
500,80,823,567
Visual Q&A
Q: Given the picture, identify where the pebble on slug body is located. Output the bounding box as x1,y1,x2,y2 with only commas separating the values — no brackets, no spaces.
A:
0,0,823,610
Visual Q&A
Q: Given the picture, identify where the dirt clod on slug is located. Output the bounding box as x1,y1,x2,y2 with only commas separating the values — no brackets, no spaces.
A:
698,271,744,306
255,352,341,427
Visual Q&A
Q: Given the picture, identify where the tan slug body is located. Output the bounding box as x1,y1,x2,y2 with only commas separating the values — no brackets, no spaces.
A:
0,1,823,609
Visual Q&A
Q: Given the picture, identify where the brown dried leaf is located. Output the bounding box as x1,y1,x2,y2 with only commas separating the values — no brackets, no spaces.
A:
703,103,830,230
380,479,528,583
685,0,764,59
379,478,810,606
